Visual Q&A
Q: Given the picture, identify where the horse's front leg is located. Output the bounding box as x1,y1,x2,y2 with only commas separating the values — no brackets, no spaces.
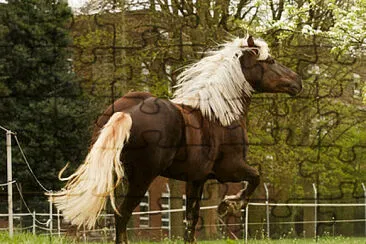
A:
184,181,205,243
217,164,260,217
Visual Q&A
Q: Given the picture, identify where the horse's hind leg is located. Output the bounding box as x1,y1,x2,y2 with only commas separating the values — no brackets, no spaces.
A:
184,181,205,243
217,164,260,217
114,176,156,244
115,211,129,244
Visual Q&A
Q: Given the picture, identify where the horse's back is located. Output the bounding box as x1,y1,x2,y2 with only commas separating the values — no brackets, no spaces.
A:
93,92,153,133
94,92,184,176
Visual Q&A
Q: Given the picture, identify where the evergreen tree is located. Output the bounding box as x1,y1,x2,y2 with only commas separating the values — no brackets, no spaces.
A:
0,0,90,195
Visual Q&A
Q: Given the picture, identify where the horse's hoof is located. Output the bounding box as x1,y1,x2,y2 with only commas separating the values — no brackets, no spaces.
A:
218,199,244,217
217,200,230,217
184,237,197,244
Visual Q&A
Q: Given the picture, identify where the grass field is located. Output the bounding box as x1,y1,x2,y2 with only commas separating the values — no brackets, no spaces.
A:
0,232,365,244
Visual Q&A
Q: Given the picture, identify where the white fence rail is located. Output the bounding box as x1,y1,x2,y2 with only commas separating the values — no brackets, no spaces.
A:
1,200,366,242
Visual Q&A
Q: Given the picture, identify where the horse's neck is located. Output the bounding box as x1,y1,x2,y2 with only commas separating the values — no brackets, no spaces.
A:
236,96,251,146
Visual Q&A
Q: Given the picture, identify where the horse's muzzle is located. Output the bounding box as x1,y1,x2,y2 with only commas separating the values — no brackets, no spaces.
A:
289,77,302,96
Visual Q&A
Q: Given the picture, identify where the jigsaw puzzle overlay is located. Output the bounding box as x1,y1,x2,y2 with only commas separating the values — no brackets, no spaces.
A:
0,0,365,242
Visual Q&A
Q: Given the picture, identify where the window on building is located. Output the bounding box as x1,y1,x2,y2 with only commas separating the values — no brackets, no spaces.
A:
139,191,150,227
161,191,170,229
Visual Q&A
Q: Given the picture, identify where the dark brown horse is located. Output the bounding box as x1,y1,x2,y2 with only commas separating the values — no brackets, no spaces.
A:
49,36,302,243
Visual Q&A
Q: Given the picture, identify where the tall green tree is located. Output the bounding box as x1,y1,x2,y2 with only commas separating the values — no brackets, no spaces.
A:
0,0,90,194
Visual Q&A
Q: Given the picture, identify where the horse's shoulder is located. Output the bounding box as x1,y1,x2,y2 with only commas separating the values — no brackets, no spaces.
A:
172,104,203,127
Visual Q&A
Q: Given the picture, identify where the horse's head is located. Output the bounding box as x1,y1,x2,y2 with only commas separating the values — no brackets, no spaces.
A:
172,36,302,126
240,36,302,96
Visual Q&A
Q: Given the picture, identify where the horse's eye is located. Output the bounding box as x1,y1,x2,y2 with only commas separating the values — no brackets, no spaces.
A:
259,57,275,64
267,57,275,64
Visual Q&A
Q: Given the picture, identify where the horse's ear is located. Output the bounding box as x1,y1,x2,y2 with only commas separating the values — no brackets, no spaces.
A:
247,36,259,56
247,36,255,47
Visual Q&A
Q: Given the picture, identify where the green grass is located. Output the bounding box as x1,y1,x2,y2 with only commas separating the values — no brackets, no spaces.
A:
151,237,366,244
0,232,72,244
0,232,365,243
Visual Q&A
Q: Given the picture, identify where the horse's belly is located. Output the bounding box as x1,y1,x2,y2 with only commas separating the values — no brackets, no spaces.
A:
160,146,215,181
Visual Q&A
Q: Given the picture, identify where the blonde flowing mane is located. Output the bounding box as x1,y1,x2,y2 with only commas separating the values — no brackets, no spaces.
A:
171,37,270,126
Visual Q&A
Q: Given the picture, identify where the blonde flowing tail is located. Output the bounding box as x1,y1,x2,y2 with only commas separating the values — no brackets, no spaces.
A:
48,112,132,229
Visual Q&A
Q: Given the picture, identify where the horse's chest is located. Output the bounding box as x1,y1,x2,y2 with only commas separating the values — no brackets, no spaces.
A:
179,112,248,159
170,121,248,180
